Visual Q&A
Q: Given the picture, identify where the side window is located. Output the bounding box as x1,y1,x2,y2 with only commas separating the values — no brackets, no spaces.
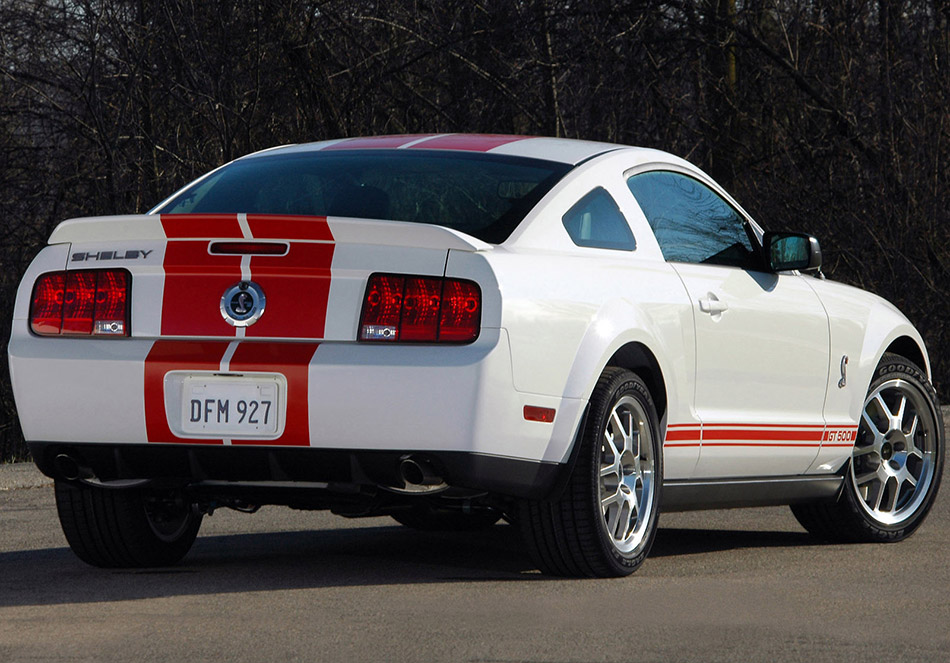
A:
626,171,759,269
562,187,636,251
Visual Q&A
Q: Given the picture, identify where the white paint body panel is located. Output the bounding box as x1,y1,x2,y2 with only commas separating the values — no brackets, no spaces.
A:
8,137,933,493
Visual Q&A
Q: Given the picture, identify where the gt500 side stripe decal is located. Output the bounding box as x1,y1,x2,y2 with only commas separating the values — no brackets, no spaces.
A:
664,423,859,449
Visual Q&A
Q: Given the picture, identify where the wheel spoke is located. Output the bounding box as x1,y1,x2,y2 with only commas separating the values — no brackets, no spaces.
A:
905,414,919,439
862,408,884,436
852,445,877,458
855,471,878,486
871,479,886,511
895,395,907,428
886,481,901,512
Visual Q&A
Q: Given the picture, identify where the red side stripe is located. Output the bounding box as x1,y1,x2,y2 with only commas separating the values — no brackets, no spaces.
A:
702,422,825,429
703,429,825,442
665,429,701,442
227,343,319,446
407,134,531,152
144,341,230,444
703,442,822,448
161,214,243,239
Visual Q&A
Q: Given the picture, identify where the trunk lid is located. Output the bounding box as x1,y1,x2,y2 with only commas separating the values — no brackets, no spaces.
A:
49,213,490,341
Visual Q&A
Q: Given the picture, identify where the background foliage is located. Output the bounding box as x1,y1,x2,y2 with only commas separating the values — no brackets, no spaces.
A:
1,0,947,461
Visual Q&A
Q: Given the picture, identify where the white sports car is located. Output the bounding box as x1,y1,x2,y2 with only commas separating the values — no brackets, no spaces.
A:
9,134,944,576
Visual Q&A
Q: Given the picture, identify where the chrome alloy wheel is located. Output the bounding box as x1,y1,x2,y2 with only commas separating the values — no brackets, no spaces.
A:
851,378,938,526
599,395,656,554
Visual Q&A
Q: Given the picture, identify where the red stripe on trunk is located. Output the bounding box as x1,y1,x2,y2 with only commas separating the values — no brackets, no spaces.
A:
161,214,243,239
246,215,333,241
244,242,335,338
144,341,230,444
227,342,319,446
161,241,241,336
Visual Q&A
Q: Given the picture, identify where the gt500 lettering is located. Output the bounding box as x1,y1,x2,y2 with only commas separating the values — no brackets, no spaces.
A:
189,398,272,425
71,249,153,262
825,429,857,443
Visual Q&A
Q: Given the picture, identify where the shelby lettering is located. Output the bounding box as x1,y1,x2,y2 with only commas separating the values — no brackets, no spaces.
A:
71,249,153,262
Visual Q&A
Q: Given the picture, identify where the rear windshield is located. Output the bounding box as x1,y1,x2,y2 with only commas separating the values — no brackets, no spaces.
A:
155,150,572,244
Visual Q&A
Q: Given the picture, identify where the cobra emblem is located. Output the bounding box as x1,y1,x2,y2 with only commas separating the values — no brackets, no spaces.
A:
220,281,266,327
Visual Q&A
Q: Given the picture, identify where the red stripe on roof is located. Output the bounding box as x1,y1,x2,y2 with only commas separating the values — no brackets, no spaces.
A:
161,214,243,239
246,215,334,241
323,134,437,150
144,341,229,445
407,134,531,152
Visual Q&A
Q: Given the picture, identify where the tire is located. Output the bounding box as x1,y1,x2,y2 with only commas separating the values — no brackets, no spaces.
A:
519,368,662,577
791,353,944,542
54,481,202,568
391,505,502,531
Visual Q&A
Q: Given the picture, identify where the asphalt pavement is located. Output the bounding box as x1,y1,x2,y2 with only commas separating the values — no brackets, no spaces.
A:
1,408,948,662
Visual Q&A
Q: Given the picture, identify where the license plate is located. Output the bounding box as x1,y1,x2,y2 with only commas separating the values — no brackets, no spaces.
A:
181,376,282,437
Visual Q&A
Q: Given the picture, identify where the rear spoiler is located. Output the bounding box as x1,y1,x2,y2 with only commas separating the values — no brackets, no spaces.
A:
48,214,492,253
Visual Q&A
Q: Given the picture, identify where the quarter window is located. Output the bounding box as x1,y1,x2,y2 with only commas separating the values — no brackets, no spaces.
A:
562,187,636,251
627,171,759,269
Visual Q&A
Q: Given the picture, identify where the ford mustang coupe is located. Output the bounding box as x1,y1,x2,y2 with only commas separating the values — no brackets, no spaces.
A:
9,134,943,577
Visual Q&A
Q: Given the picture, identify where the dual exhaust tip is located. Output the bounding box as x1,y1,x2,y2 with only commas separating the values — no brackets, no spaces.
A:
397,455,445,492
53,453,94,482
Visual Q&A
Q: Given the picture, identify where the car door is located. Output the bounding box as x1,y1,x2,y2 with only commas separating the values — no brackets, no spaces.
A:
627,170,830,478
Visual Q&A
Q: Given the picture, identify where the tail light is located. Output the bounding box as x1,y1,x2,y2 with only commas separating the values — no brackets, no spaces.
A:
360,273,480,343
30,269,130,337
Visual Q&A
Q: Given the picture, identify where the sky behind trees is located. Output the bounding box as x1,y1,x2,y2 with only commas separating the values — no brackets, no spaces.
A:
0,0,947,459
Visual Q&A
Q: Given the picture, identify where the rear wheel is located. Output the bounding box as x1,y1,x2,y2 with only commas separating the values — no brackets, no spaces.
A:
519,368,662,577
792,354,943,542
55,481,202,568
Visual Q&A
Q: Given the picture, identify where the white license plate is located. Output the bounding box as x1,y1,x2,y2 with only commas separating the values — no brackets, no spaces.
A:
181,376,282,437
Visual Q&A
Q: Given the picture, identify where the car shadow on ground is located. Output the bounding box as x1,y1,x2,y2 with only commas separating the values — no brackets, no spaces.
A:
0,521,819,608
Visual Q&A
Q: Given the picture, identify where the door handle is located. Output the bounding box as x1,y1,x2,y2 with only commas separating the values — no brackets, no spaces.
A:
698,293,728,314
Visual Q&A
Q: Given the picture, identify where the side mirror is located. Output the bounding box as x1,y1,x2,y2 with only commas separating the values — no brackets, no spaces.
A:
763,231,822,273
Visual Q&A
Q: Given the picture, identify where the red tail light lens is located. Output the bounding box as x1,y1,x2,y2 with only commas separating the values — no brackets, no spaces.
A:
30,272,66,335
360,273,480,343
400,277,443,341
31,269,130,337
439,279,481,343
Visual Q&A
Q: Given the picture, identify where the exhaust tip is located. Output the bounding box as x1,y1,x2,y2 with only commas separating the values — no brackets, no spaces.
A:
398,456,443,487
53,453,93,481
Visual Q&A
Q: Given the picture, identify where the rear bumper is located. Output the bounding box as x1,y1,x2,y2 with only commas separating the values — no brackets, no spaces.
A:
28,441,564,500
10,325,585,473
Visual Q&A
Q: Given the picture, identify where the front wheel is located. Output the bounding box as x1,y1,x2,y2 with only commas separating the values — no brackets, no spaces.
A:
792,353,944,542
55,481,202,568
519,368,662,577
